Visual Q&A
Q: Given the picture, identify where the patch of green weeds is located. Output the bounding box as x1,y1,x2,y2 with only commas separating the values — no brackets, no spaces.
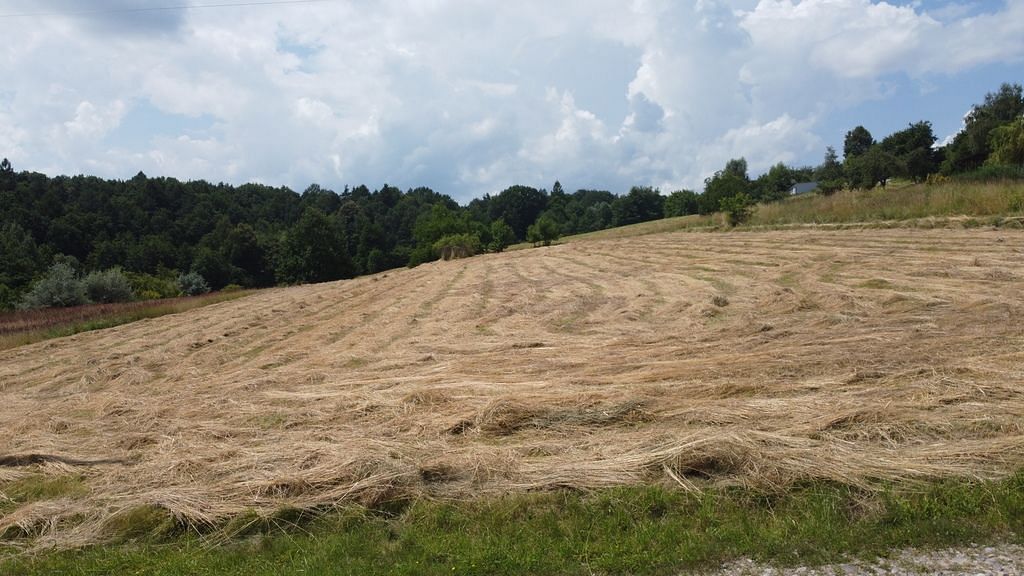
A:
103,504,181,543
0,475,88,513
5,471,1024,575
859,278,895,289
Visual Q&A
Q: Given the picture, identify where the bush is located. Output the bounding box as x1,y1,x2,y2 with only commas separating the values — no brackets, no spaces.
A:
83,268,135,303
953,165,1024,182
432,233,482,260
365,249,388,274
817,180,844,196
406,245,437,268
527,215,560,247
126,272,180,300
20,263,89,309
720,193,754,227
221,284,244,293
177,272,210,296
489,219,516,253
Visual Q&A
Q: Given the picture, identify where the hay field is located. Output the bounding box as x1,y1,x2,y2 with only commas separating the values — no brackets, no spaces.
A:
2,228,1024,548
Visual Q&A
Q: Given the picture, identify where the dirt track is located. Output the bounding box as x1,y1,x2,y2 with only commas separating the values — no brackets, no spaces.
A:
2,228,1024,547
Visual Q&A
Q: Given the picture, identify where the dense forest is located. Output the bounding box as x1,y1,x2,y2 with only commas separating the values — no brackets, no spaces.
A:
1,82,1022,310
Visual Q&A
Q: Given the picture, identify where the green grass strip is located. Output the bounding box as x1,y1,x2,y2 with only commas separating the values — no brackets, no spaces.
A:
5,471,1023,575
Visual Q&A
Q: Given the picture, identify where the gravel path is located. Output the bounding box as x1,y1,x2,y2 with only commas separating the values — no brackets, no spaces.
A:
704,543,1024,575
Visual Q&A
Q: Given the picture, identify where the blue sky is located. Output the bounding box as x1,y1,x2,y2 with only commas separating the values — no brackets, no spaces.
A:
0,0,1021,202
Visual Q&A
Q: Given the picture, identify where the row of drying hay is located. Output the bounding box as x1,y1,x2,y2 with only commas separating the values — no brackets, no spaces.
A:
5,424,1024,551
446,398,652,436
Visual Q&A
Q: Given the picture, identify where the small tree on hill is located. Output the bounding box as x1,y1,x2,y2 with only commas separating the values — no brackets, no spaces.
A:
527,214,560,247
755,162,797,202
700,158,750,214
814,146,844,195
489,219,516,252
843,126,874,160
720,193,753,227
845,145,903,189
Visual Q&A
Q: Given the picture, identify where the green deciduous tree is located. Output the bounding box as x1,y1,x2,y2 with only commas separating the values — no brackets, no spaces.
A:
0,158,14,192
191,246,234,290
844,126,875,160
700,159,750,215
225,223,270,286
943,83,1024,173
410,203,480,265
487,185,548,240
0,222,46,308
987,118,1024,166
611,186,665,226
845,145,903,189
754,163,797,202
663,189,699,217
880,121,938,182
489,219,516,252
278,208,356,284
527,214,560,247
814,146,844,195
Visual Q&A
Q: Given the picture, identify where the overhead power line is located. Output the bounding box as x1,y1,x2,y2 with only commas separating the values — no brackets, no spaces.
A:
0,0,337,19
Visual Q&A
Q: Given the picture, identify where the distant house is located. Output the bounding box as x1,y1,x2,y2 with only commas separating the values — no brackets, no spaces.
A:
789,181,819,195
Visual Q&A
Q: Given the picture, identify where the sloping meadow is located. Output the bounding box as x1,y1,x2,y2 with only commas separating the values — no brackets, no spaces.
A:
2,228,1023,549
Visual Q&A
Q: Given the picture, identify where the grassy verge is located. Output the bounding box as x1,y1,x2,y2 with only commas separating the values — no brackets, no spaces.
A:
753,179,1024,226
4,472,1022,575
525,180,1024,247
0,290,256,351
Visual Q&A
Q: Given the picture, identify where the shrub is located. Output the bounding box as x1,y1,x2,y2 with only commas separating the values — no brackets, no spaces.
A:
177,272,210,296
953,165,1024,182
720,193,754,227
20,263,89,309
817,180,844,195
407,245,437,268
365,249,388,274
83,268,135,303
221,284,244,293
432,233,482,260
489,219,516,253
126,272,179,299
527,215,560,247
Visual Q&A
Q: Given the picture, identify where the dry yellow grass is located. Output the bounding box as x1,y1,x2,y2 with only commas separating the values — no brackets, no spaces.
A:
2,228,1024,549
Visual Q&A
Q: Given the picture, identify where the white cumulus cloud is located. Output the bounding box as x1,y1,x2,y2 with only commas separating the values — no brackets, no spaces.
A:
0,0,1021,199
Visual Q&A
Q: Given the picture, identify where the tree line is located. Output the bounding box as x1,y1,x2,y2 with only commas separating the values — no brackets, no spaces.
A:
1,82,1021,310
0,167,678,309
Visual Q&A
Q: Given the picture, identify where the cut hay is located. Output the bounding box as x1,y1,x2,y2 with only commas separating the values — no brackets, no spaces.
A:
2,228,1024,550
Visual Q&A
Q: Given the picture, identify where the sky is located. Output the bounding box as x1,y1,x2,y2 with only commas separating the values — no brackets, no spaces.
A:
0,0,1022,203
